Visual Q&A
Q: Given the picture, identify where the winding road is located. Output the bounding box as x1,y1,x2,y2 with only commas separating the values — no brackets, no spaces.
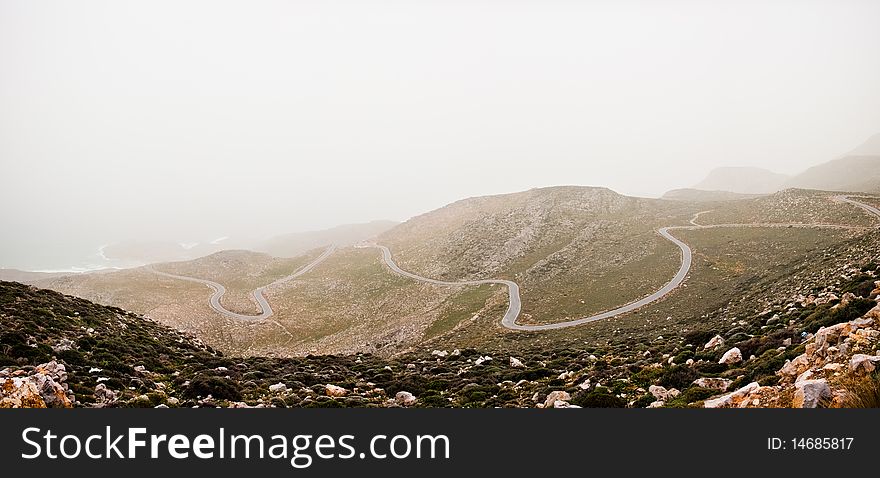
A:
148,245,336,320
372,195,880,331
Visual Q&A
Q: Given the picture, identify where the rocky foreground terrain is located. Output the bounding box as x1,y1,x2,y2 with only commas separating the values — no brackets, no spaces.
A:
2,260,879,408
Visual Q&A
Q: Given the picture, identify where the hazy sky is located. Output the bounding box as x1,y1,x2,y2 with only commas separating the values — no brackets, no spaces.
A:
2,0,880,269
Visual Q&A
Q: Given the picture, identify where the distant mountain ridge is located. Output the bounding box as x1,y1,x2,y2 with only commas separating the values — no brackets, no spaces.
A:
692,167,790,194
681,133,880,196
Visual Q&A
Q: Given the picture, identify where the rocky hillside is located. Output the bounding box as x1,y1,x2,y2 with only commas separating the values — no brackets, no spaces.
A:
379,186,698,326
3,244,880,409
661,188,761,202
784,156,880,194
698,189,878,226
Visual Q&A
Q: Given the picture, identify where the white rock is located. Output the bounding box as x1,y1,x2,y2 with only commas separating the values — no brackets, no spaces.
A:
268,382,287,393
543,391,571,408
692,377,733,391
648,400,665,408
704,335,724,349
793,379,831,408
850,354,880,373
431,350,448,358
325,384,348,397
509,357,525,368
704,382,760,408
648,385,669,400
394,391,417,406
474,356,492,366
719,347,743,365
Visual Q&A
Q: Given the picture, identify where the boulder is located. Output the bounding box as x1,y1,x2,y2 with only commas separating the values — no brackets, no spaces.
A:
543,391,571,408
648,385,669,400
509,357,525,368
94,383,118,405
792,379,831,408
431,350,448,358
268,382,288,393
0,377,46,408
778,353,811,380
704,382,760,408
850,354,880,374
719,347,743,364
704,335,724,349
474,356,492,366
325,384,348,397
394,391,417,406
692,377,733,391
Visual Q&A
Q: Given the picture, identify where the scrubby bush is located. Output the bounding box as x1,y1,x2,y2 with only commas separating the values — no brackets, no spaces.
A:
801,298,875,333
183,376,242,401
682,329,716,347
658,365,699,390
841,274,877,297
570,387,626,408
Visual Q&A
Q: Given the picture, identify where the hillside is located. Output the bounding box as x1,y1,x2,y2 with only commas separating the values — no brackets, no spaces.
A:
784,156,880,193
257,221,398,258
661,189,761,202
692,167,790,194
26,186,880,362
0,269,70,283
4,227,879,408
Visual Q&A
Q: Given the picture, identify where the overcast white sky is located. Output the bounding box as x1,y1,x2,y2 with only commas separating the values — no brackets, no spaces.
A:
2,0,880,269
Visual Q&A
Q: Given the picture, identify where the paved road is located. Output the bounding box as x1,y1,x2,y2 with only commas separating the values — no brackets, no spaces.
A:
148,245,336,320
836,194,880,222
372,195,880,331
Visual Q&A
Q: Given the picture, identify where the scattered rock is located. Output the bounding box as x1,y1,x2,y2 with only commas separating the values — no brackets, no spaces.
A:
0,361,73,408
94,383,118,405
849,354,880,374
509,357,525,368
692,377,733,391
543,391,571,408
269,382,288,393
719,347,743,364
704,382,760,408
704,335,724,349
648,385,669,400
793,379,831,408
325,384,348,397
394,391,417,406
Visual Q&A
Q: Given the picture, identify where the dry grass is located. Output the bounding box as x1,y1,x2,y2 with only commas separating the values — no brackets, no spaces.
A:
838,372,880,408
